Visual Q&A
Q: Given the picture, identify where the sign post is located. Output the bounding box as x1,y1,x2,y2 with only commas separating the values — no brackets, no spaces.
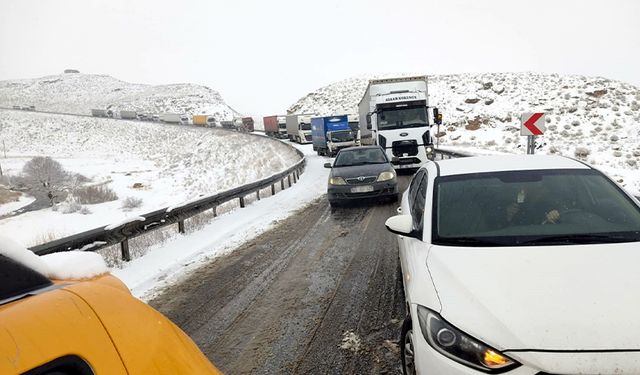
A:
520,113,545,155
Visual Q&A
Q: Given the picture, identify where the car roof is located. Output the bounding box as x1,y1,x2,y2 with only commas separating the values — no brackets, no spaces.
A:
434,155,591,177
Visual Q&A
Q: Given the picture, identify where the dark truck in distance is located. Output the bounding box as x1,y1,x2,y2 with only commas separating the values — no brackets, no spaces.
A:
312,115,359,156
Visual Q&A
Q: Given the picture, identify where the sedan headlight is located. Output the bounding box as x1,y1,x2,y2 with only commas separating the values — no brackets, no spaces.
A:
417,306,519,373
377,171,396,182
329,176,347,185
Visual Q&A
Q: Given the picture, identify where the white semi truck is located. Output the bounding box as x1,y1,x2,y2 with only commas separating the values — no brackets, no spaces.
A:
286,114,313,144
358,76,442,169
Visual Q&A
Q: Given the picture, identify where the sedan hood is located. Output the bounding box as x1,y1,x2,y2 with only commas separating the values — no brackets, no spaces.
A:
427,242,640,351
330,163,391,179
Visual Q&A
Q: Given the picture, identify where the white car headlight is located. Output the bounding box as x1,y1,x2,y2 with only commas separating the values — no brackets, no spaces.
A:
377,171,396,182
417,306,519,372
329,176,347,185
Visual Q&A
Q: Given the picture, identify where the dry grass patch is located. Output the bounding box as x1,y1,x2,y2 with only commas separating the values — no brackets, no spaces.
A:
0,188,21,204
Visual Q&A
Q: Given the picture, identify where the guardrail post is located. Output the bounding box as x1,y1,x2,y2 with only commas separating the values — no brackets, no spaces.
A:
281,179,285,190
271,184,275,196
121,240,131,262
239,196,245,208
213,206,217,217
178,220,185,234
293,172,297,184
256,190,260,200
288,175,292,187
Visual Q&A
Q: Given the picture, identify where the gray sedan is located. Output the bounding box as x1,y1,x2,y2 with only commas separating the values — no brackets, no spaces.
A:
325,146,399,207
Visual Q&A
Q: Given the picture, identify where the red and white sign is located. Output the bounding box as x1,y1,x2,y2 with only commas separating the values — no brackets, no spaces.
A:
520,112,546,136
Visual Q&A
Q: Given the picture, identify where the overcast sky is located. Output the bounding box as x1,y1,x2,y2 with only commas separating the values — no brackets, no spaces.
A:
1,0,639,115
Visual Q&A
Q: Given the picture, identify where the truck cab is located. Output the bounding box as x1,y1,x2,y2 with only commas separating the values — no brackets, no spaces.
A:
286,114,313,144
277,116,287,138
359,76,441,170
312,115,360,156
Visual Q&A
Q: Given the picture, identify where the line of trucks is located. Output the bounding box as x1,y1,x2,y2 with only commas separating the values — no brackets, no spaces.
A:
264,76,443,168
89,109,256,132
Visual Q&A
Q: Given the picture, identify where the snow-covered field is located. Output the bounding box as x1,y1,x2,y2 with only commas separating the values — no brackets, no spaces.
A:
288,72,640,195
0,73,238,121
0,109,301,245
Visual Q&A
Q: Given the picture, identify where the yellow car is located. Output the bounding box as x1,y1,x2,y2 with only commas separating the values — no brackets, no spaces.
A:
0,252,222,375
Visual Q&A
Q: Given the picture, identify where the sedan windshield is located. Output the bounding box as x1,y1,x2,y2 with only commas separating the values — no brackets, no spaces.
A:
334,148,387,167
433,169,640,246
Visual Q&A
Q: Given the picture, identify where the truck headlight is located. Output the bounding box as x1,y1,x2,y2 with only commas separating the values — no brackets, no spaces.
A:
417,306,519,372
425,145,434,154
377,171,396,182
329,177,347,185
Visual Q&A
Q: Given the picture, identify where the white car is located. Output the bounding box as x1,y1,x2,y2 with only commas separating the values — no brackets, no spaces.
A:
385,155,640,375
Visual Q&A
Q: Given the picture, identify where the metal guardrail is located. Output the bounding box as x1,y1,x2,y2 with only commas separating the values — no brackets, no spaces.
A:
29,149,305,261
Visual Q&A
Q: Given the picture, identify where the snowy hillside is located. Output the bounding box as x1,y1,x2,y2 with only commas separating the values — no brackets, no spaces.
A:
0,109,300,244
288,73,640,194
0,73,238,121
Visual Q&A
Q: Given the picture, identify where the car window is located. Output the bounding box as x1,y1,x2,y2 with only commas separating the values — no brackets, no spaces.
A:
0,254,52,304
410,172,428,237
408,169,426,205
433,169,640,246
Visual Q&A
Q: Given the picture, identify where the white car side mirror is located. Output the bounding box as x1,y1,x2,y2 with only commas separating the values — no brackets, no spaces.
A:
385,215,414,236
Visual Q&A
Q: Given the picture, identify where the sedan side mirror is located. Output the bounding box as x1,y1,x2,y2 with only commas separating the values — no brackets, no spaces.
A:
385,215,415,237
324,163,332,168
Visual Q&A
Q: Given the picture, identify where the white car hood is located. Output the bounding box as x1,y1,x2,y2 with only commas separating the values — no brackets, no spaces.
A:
427,242,640,351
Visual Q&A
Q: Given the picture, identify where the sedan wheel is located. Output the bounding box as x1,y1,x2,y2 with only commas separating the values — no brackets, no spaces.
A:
401,317,416,375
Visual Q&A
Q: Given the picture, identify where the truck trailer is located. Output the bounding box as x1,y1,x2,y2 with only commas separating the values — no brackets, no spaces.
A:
91,109,109,117
120,110,137,120
358,76,441,169
159,113,181,123
240,117,255,132
263,115,288,138
311,115,359,156
286,114,313,144
192,115,208,126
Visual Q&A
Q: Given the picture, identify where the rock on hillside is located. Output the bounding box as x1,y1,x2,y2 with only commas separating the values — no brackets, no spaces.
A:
0,73,239,121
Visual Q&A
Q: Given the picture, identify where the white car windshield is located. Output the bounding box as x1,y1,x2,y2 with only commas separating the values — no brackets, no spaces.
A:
433,169,640,246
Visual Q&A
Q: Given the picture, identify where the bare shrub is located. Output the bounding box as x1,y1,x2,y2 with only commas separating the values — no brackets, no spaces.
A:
122,196,143,211
74,185,118,204
19,156,72,204
79,206,92,215
29,231,61,246
60,198,82,214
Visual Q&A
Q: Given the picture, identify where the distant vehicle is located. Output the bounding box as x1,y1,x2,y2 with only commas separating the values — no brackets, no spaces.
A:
358,76,442,170
137,113,148,121
152,114,160,122
206,116,217,127
120,110,137,120
91,109,109,117
12,105,20,110
192,115,208,126
106,109,113,118
27,105,36,111
240,117,254,132
286,114,313,143
386,155,640,375
220,120,236,129
324,145,397,207
263,115,287,138
159,113,181,123
0,249,222,374
180,115,190,125
311,115,360,156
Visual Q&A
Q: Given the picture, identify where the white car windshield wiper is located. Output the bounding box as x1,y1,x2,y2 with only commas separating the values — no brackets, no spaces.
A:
522,233,640,245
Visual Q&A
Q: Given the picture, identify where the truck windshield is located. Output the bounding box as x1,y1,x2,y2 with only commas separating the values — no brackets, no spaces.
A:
433,169,640,247
278,123,287,129
330,131,354,142
377,106,427,130
300,123,312,131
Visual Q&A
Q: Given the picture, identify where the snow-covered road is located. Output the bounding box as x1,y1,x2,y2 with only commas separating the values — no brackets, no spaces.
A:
113,142,330,299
